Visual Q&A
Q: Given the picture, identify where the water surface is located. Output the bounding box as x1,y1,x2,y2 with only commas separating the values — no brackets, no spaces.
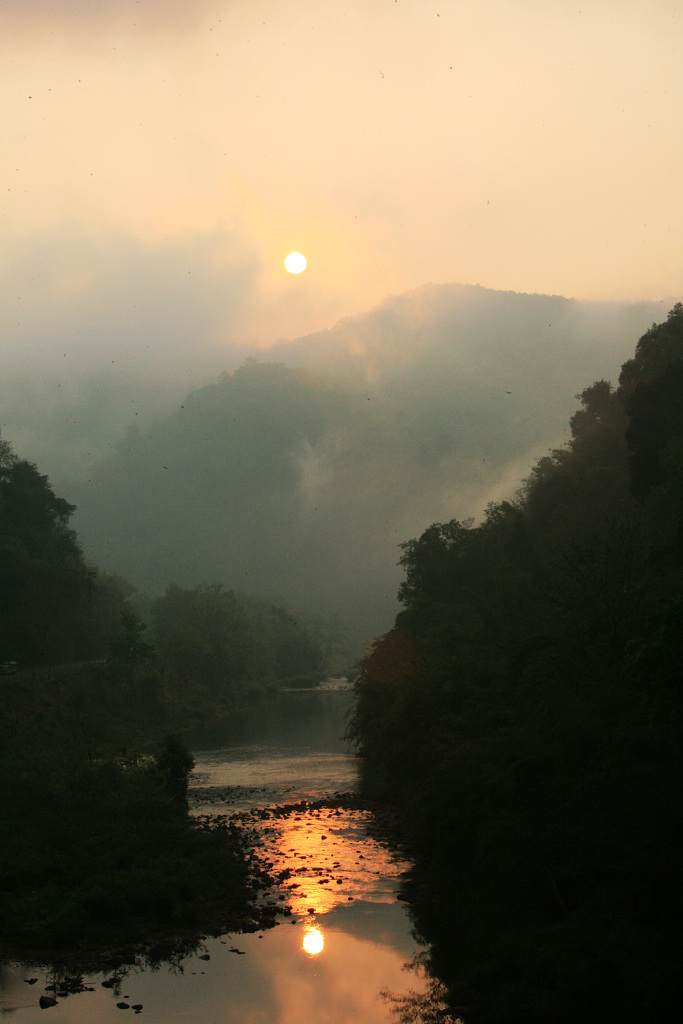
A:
0,684,431,1024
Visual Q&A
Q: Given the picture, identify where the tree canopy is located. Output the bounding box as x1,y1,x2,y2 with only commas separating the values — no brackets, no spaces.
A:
0,434,127,664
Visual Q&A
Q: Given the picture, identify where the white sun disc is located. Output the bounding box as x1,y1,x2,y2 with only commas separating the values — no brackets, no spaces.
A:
285,252,307,274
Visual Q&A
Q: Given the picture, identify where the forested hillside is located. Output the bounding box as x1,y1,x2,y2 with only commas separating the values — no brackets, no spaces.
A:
0,433,325,704
65,286,668,651
350,305,683,1023
0,440,325,954
0,434,127,666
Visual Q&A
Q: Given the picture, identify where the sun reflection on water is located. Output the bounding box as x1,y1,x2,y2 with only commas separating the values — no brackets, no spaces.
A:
262,806,410,916
302,926,324,956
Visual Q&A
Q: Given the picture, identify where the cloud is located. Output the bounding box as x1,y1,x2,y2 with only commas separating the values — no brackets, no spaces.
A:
0,224,260,378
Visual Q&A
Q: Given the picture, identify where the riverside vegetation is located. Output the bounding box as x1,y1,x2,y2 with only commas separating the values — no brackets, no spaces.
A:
1,731,259,958
0,433,329,958
350,305,683,1023
0,670,294,961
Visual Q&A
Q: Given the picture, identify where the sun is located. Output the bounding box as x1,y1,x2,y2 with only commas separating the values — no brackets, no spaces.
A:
285,252,307,274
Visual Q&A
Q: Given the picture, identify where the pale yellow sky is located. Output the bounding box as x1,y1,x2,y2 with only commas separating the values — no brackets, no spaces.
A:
2,0,682,358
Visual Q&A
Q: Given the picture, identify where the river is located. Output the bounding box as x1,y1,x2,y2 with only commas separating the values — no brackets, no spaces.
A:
0,681,440,1024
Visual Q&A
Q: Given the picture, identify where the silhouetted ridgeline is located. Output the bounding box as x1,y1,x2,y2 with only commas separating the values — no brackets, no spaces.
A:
61,285,669,651
349,304,683,1023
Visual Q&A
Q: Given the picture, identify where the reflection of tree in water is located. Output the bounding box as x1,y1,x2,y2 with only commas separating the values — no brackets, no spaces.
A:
382,982,462,1024
382,967,462,1024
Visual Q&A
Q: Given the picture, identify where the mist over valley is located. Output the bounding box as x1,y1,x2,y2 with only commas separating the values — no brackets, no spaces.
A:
3,283,667,651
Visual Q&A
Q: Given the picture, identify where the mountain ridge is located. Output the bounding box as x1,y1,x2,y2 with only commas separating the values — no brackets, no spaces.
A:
59,284,672,650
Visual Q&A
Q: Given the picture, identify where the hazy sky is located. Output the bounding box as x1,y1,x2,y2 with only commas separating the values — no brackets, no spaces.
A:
2,0,682,373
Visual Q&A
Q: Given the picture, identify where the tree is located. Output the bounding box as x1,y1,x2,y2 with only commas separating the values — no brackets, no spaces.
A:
155,734,195,804
108,608,155,670
625,360,683,498
618,302,683,398
0,433,94,663
151,583,249,694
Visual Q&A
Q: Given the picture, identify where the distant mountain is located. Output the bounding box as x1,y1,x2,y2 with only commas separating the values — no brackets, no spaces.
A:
267,283,669,385
64,284,671,651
